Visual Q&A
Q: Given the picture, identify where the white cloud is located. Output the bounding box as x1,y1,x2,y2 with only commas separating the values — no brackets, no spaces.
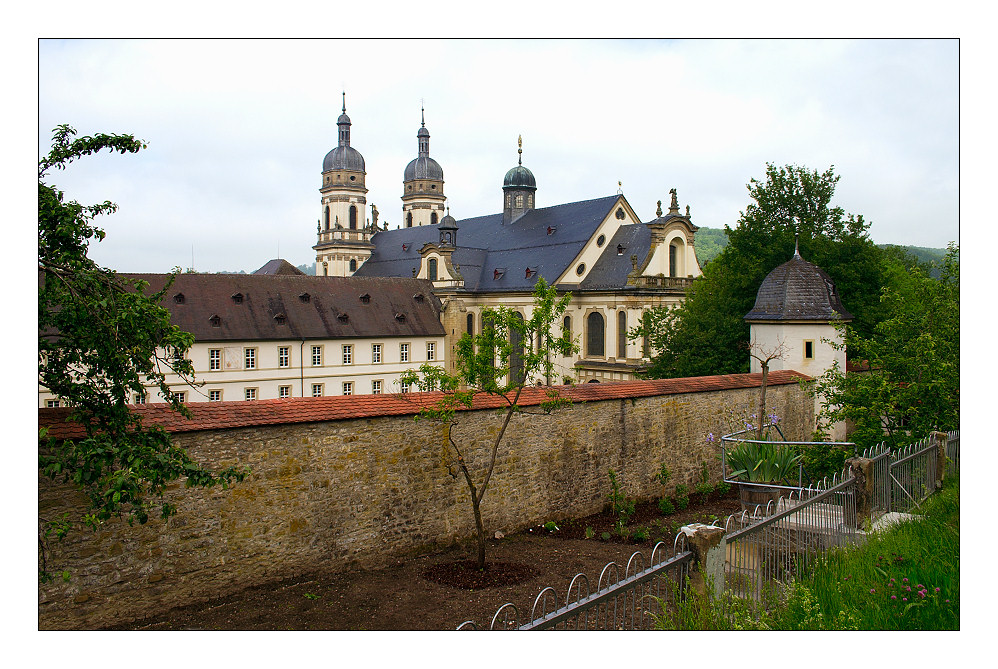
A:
38,38,959,272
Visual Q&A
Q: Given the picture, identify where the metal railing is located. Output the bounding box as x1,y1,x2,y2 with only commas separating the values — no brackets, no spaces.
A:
946,430,960,477
722,475,860,611
457,536,694,630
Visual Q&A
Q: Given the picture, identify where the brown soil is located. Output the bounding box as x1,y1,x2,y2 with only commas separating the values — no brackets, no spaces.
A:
107,489,742,631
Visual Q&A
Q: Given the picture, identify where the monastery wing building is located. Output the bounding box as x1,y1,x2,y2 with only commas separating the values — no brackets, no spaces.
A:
315,99,703,383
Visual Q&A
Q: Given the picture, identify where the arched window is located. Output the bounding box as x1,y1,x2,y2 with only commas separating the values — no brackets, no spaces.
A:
407,212,413,228
509,312,525,384
515,194,524,208
617,311,627,359
562,315,572,349
349,258,357,272
587,312,605,357
466,313,474,335
324,206,330,230
669,239,685,278
431,212,438,225
427,258,438,281
669,243,677,277
349,205,358,230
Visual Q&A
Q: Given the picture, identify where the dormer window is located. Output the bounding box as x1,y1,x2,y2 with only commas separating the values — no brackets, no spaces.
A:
493,268,506,281
299,292,311,303
547,226,556,235
402,244,410,251
173,293,185,304
617,244,625,255
359,293,371,304
413,293,425,303
395,313,406,322
525,267,536,279
209,314,221,327
274,313,287,325
337,313,349,323
231,293,244,304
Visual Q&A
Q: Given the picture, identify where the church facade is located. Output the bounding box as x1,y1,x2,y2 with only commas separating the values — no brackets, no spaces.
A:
313,99,703,382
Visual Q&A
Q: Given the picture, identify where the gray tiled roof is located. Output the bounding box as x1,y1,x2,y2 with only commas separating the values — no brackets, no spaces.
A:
355,195,653,292
253,259,306,276
120,273,445,342
744,253,853,322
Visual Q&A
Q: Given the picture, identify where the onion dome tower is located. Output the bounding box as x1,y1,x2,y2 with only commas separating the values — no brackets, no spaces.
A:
314,93,374,276
401,107,446,228
502,135,537,224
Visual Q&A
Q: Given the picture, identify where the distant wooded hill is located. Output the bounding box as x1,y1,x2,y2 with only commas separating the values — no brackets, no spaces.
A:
693,227,954,276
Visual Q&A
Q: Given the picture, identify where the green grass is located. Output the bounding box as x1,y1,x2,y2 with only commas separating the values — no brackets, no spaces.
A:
655,478,959,630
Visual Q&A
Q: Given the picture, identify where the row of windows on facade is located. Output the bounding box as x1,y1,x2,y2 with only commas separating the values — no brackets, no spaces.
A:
406,211,438,227
323,205,361,230
505,193,533,208
47,374,418,408
154,378,409,404
206,342,436,371
463,310,644,359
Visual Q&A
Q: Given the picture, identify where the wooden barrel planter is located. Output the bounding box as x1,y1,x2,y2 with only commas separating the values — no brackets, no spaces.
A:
738,483,784,512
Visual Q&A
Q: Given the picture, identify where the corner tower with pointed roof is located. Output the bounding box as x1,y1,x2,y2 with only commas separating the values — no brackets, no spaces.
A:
401,107,447,228
315,93,374,276
745,245,852,439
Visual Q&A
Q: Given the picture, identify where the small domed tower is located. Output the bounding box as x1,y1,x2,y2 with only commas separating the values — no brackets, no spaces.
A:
502,135,536,224
745,243,853,439
314,93,374,276
401,107,446,227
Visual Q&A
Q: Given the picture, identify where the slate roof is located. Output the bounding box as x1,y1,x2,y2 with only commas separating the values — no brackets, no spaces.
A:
120,273,445,342
253,259,306,276
744,253,854,322
355,195,653,292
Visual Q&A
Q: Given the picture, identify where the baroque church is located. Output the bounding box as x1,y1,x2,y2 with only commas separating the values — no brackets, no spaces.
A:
313,97,703,383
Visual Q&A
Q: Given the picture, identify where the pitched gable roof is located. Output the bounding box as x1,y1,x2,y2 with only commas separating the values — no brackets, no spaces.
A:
122,273,445,341
356,195,650,292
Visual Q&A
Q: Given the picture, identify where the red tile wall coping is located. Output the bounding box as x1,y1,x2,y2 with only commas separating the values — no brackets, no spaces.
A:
39,370,811,440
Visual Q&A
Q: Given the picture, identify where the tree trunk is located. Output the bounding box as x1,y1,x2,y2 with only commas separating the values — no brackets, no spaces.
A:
472,494,486,569
757,362,769,441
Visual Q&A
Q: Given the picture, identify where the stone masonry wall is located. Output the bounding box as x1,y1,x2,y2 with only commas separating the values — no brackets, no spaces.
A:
38,379,812,629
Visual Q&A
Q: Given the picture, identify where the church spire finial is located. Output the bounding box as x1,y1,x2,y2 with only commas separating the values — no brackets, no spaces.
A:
793,232,801,258
421,100,425,128
342,91,346,113
518,135,523,166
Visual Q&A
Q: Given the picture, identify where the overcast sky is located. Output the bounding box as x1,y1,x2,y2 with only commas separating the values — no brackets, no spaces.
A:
37,38,959,274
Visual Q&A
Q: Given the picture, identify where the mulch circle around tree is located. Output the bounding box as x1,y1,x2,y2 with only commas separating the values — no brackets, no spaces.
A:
422,560,540,589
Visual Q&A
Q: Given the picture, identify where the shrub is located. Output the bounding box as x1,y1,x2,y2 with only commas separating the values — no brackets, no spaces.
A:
675,484,690,510
607,469,636,525
658,496,676,515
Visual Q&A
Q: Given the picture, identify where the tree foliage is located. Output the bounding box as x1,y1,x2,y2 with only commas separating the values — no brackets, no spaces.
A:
38,125,248,579
634,163,885,379
398,278,577,568
815,244,959,450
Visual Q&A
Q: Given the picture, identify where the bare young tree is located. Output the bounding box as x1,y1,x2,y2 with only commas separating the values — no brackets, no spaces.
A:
747,338,788,440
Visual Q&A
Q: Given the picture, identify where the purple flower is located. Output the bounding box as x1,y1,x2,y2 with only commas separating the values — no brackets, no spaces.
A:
870,588,876,594
919,591,926,598
903,598,908,602
706,433,715,443
903,577,908,583
935,587,940,593
891,595,897,600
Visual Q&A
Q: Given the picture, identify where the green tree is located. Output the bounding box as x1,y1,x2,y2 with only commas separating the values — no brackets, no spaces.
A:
634,163,885,379
38,125,247,579
398,278,577,568
815,244,959,450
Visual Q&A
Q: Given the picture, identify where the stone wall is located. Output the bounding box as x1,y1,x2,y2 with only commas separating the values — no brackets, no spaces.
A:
38,374,812,629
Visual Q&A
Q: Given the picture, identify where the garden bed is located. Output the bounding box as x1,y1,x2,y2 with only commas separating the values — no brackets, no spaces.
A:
106,489,742,631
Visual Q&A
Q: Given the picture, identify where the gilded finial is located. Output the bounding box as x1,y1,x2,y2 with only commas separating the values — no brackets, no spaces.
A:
518,135,523,165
